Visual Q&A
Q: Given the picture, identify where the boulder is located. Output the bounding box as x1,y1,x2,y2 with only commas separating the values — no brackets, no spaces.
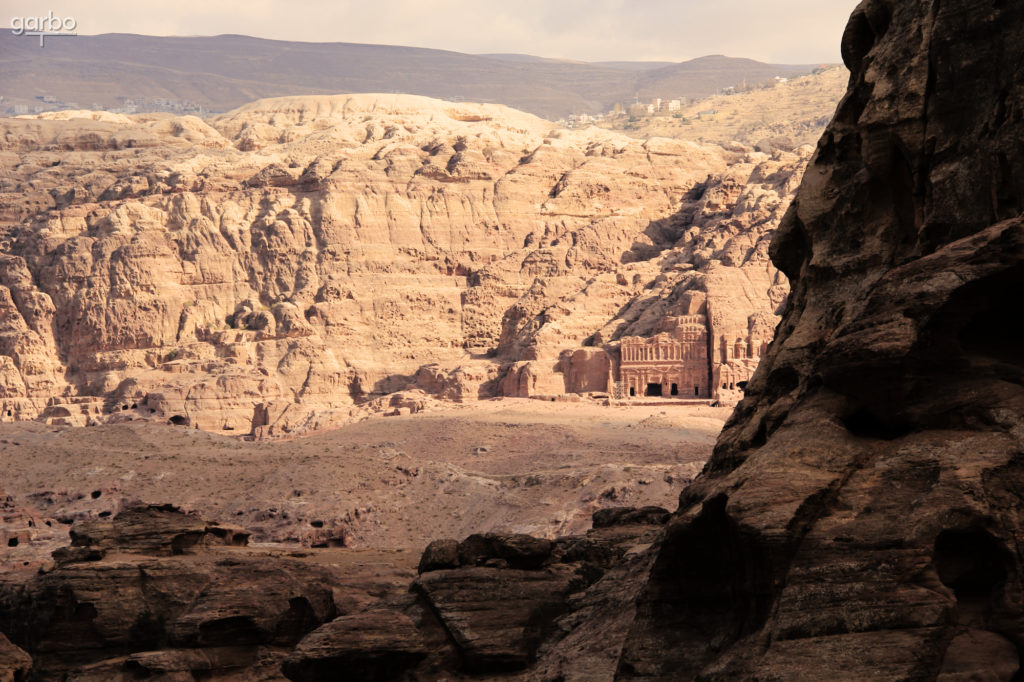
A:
69,505,249,555
282,610,427,682
414,566,573,671
455,533,553,570
591,506,671,528
0,508,350,678
491,534,553,569
417,538,459,573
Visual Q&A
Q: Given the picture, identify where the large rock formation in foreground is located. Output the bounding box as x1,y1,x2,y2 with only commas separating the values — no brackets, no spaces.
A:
0,94,806,436
615,0,1024,678
0,505,417,681
0,501,671,681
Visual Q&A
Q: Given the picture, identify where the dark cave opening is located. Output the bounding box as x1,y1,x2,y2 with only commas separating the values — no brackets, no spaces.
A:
956,265,1024,369
274,596,320,645
842,408,913,440
199,616,262,646
934,528,1010,600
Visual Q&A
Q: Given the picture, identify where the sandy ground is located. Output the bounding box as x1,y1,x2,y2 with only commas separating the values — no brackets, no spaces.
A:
0,398,727,562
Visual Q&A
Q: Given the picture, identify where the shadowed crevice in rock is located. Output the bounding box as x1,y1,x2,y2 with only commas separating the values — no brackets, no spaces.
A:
618,494,786,678
937,264,1024,376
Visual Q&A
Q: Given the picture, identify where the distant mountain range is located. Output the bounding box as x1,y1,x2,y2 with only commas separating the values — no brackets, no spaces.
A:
0,32,824,119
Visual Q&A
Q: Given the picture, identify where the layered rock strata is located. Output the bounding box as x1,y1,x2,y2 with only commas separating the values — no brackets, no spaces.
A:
0,95,804,435
0,503,671,680
0,504,414,680
281,507,672,681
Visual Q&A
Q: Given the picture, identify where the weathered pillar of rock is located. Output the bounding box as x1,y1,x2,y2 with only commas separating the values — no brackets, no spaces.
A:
619,0,1024,678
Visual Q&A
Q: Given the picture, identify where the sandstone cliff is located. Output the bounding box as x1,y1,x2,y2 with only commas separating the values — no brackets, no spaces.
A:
614,0,1024,678
0,94,805,435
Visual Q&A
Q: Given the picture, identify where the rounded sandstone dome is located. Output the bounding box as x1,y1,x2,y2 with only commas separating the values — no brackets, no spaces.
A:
210,93,554,144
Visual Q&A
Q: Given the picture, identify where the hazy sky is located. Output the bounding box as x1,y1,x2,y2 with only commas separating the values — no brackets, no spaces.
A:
2,0,860,63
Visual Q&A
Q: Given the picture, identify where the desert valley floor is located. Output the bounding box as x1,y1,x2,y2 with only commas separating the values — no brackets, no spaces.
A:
1,399,724,566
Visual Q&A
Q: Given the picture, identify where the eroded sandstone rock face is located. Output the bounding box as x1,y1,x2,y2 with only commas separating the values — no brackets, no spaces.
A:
499,149,803,403
614,0,1024,678
281,609,427,682
0,94,804,435
0,486,67,575
276,508,669,681
1,503,677,680
0,505,404,680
